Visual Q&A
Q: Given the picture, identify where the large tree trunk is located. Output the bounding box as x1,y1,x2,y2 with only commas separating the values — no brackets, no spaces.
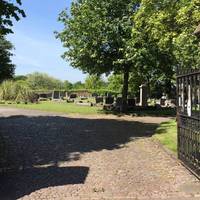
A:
121,66,130,112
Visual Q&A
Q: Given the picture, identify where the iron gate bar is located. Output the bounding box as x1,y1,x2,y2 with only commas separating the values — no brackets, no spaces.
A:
177,71,200,78
177,68,200,176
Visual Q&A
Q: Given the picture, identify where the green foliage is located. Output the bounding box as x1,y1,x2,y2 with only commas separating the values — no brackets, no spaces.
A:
85,75,106,90
0,0,26,35
26,72,64,90
0,36,15,82
0,0,25,82
57,0,138,74
133,0,200,70
0,80,35,102
63,80,73,90
0,80,16,101
91,89,119,96
153,120,177,153
127,0,200,98
173,0,200,68
13,75,27,81
72,81,85,90
130,1,176,97
107,74,123,93
57,0,140,109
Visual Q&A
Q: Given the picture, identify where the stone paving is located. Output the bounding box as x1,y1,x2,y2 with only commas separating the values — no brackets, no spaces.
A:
0,107,199,200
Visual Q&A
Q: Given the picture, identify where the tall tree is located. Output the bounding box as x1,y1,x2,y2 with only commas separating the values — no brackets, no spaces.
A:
0,0,25,35
0,36,15,82
57,0,139,111
133,0,200,72
0,0,25,82
130,0,177,97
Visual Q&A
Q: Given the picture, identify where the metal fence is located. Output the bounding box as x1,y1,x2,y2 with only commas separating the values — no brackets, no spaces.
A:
177,68,200,176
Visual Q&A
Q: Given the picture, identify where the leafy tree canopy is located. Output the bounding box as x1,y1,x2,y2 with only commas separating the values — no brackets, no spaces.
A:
0,0,25,35
0,36,15,82
133,0,200,70
57,0,140,110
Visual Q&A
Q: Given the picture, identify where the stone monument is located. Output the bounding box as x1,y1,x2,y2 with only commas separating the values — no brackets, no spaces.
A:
139,84,148,107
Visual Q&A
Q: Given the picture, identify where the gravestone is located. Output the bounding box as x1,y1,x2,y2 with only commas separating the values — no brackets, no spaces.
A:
95,97,103,104
70,94,77,99
60,91,66,99
116,97,123,107
139,84,148,107
128,98,135,107
105,97,114,105
52,91,60,100
40,93,48,98
160,93,167,106
92,93,98,97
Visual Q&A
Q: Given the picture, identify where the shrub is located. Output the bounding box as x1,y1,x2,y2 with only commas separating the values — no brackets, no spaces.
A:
0,80,16,101
0,80,37,103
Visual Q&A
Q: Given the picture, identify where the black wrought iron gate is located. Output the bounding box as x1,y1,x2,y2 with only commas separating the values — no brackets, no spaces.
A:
177,68,200,176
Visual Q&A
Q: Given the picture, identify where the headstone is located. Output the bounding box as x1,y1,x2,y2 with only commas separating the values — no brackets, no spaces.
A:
135,97,140,105
160,99,166,106
105,97,114,105
165,99,176,108
40,93,48,98
60,91,66,99
52,91,60,100
139,84,148,107
95,97,103,104
128,98,135,107
160,93,167,106
70,94,77,99
116,97,123,107
92,93,98,97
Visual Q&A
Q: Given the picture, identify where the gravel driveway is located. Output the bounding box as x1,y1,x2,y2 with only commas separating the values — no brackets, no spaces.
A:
0,107,199,200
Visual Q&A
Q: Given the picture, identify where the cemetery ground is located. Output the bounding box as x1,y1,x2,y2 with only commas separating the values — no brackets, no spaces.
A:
0,107,200,199
0,100,176,116
0,101,100,115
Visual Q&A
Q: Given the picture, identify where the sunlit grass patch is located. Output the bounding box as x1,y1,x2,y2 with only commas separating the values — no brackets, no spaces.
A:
0,101,101,115
153,120,177,153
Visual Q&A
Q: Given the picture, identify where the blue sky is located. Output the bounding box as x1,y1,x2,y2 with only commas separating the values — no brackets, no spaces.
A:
7,0,86,83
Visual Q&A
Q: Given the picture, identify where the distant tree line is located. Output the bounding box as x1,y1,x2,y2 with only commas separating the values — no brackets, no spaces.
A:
1,71,174,99
11,72,114,92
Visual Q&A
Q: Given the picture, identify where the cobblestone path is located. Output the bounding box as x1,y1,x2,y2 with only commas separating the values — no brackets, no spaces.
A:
0,107,199,200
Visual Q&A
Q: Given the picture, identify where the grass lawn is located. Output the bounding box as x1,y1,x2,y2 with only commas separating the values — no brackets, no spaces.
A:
0,101,101,115
153,119,177,153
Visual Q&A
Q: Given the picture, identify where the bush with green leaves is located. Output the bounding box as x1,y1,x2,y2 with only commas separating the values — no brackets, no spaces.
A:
0,80,37,103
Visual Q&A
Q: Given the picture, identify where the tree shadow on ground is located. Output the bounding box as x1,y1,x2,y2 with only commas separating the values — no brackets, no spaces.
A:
0,115,159,199
0,166,89,200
